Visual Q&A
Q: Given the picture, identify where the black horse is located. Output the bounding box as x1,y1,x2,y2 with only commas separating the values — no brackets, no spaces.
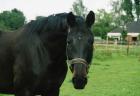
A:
0,11,95,96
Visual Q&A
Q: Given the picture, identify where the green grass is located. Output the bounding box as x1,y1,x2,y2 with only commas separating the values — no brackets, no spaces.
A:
60,56,140,96
60,45,140,96
0,45,140,96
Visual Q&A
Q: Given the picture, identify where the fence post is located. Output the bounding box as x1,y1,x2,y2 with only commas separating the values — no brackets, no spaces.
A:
127,36,131,56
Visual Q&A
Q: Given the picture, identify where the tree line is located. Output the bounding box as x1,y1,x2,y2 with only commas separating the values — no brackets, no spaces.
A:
72,0,140,39
0,0,139,39
0,8,25,31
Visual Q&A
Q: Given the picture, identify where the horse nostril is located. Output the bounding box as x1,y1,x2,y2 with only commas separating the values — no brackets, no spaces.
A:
72,77,87,84
72,77,88,89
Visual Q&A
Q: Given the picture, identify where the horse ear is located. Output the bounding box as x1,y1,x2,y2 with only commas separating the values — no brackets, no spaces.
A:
86,11,95,27
67,12,76,27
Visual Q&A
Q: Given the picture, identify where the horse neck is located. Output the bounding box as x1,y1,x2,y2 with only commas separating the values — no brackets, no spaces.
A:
39,29,68,64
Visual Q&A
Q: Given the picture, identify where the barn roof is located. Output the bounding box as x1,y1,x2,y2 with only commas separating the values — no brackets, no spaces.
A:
127,19,140,32
111,27,122,33
110,20,140,33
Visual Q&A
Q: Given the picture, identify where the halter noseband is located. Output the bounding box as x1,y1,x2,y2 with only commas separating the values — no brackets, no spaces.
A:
68,58,87,65
67,58,89,72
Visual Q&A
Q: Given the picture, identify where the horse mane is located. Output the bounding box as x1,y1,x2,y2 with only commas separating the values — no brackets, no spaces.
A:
24,18,47,34
22,12,85,37
15,13,70,75
22,13,68,36
14,18,49,75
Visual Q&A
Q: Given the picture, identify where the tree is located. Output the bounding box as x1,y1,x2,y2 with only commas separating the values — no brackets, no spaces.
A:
138,34,140,41
93,9,116,39
121,27,127,41
110,0,134,42
121,0,134,21
111,0,123,26
0,8,26,31
134,0,140,20
111,0,140,22
71,0,87,18
111,0,133,27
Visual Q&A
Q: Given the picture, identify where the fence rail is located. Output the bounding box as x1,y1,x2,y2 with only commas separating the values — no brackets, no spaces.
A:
94,44,140,56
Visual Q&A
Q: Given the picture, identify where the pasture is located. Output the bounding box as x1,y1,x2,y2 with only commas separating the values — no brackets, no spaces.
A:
0,44,140,96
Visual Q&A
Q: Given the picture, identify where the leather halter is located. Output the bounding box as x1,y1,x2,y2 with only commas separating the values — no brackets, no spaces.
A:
67,58,89,72
67,58,87,65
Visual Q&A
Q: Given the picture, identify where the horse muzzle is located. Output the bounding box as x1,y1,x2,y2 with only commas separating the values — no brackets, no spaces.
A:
67,58,89,89
72,76,87,89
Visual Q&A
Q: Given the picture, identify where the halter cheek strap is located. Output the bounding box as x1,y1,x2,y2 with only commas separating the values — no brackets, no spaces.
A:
68,28,71,33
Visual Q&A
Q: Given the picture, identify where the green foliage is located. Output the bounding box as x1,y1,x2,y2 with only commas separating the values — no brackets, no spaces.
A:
93,9,116,39
134,0,140,20
111,0,133,27
121,29,127,41
0,8,26,31
121,0,134,20
71,0,87,17
111,0,140,22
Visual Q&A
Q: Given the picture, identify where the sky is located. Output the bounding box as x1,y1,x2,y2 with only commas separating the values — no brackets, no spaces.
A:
0,0,113,21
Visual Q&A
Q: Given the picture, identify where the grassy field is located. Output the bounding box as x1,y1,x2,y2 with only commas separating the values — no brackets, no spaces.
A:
0,45,140,96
